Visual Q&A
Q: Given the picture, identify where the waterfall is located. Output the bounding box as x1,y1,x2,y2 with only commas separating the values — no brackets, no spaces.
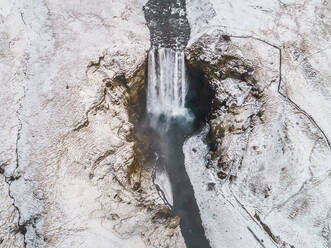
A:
147,48,193,130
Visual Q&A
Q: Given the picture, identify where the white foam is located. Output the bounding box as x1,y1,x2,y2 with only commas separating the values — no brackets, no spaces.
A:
147,48,193,130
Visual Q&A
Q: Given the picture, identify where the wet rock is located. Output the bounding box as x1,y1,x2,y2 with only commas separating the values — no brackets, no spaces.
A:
166,216,181,229
133,182,141,191
217,171,227,180
152,207,172,223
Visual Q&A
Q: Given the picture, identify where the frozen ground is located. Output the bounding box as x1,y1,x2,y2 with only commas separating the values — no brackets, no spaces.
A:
0,0,185,247
184,125,277,248
185,1,331,248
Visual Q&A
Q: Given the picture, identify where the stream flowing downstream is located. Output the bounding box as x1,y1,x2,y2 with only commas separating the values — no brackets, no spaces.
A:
143,2,212,246
146,48,211,248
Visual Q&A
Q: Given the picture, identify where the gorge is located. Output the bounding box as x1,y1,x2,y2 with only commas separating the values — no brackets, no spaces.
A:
0,0,330,248
143,1,215,246
144,47,212,247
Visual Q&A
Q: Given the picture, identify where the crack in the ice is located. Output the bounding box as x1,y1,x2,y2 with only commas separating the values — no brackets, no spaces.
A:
20,12,26,25
3,101,27,247
3,81,28,247
229,35,331,149
3,176,27,246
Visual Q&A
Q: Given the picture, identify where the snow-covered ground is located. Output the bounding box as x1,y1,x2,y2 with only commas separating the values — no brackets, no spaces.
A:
1,0,330,247
0,0,185,247
185,1,331,247
184,125,278,248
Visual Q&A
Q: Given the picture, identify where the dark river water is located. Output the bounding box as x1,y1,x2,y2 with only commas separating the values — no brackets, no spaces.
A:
159,120,211,248
144,0,190,49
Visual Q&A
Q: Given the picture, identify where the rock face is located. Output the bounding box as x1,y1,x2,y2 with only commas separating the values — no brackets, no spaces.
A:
184,1,331,248
0,0,185,247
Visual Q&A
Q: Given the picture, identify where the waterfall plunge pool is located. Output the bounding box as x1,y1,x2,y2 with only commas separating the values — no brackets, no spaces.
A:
131,48,214,248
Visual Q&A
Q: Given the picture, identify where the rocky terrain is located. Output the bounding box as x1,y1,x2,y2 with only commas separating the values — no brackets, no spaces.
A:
0,0,330,248
0,0,184,247
184,0,331,247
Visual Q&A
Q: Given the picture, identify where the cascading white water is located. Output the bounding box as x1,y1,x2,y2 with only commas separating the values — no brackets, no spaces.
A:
147,48,193,130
